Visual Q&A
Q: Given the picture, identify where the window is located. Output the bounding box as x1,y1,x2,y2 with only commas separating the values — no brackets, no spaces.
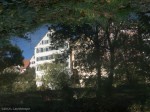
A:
47,33,52,37
40,57,43,60
41,40,49,44
46,56,49,60
43,48,46,52
36,48,39,53
43,56,46,60
36,57,39,61
46,40,49,44
46,47,49,51
40,40,50,45
40,48,43,52
36,55,55,61
37,47,52,53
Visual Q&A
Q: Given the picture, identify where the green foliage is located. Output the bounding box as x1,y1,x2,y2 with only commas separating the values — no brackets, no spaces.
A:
113,29,150,85
0,72,18,94
12,68,36,93
82,75,97,88
0,1,149,111
0,39,24,72
41,63,71,90
0,0,148,44
0,0,144,38
0,68,36,94
128,103,142,112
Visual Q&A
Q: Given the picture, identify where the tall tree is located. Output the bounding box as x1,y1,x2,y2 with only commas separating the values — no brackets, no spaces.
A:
1,0,149,97
0,0,145,38
0,39,24,72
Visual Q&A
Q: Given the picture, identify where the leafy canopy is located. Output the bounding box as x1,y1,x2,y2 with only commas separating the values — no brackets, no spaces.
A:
41,63,70,89
0,39,24,71
0,0,143,37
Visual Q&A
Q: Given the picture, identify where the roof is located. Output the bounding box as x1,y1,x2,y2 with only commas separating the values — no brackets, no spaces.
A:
35,31,50,48
23,60,30,68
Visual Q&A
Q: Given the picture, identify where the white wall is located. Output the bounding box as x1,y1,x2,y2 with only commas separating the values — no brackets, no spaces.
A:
30,30,71,87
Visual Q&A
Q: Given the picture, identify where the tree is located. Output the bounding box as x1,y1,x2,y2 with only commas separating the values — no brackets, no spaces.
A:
0,70,18,93
12,68,36,93
0,0,146,38
0,39,24,72
0,0,149,98
49,13,150,95
41,63,71,90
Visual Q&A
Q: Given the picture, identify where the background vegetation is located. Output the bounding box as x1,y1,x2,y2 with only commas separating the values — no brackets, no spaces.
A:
0,0,149,112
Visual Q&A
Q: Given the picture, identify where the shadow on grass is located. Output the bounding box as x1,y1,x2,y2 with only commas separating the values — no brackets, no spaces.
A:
0,84,150,112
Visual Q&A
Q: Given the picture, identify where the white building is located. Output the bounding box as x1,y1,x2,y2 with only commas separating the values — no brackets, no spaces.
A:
30,29,70,87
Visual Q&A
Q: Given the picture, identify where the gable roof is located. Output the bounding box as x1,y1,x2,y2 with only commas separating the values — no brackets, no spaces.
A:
23,60,30,68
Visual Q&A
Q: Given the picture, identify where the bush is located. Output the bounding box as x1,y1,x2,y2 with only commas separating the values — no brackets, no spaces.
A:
41,63,71,90
0,72,18,94
12,68,36,93
0,68,36,94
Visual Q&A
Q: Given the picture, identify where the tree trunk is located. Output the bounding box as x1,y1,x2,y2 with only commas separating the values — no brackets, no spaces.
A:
107,47,114,95
69,45,73,71
94,25,102,99
105,22,115,96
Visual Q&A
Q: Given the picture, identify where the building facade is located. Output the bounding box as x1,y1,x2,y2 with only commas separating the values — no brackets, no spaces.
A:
30,29,70,87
